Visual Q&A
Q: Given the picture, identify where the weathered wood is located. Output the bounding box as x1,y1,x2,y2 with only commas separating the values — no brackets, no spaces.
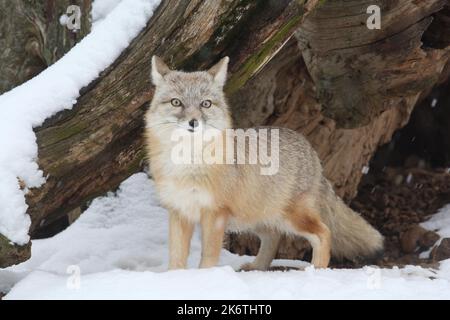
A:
296,0,448,128
0,0,91,94
227,0,450,260
233,0,449,200
23,0,315,244
0,234,30,268
423,2,450,50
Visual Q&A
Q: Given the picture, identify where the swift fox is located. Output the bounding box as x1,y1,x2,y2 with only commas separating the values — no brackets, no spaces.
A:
145,56,383,270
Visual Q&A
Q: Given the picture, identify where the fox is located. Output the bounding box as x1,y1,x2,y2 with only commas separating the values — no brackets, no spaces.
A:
144,55,384,270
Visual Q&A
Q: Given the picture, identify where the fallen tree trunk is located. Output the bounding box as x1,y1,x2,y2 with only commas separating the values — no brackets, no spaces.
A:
226,0,450,260
1,0,317,267
233,0,450,200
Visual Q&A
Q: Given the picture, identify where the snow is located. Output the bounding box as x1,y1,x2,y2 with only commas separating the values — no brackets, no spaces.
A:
406,173,413,184
0,0,160,244
2,173,450,300
422,204,450,244
420,205,450,259
361,166,370,175
431,98,438,108
91,0,124,29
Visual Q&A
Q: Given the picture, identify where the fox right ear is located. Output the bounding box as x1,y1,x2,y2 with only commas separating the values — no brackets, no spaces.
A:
207,56,229,88
151,56,171,86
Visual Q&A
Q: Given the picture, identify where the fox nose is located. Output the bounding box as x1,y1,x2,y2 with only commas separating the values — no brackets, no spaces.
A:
188,118,199,129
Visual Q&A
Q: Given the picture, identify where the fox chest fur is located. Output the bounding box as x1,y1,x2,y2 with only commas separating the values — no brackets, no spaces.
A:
149,146,222,222
146,126,229,222
157,175,216,222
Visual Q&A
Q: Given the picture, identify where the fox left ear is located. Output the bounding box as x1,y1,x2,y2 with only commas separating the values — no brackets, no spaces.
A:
207,56,229,87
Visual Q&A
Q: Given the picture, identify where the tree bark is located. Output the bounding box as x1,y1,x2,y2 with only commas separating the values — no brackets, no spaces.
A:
0,0,91,94
226,0,450,260
232,0,450,200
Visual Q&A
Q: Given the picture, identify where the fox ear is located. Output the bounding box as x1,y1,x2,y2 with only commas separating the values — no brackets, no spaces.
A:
207,56,229,87
151,56,171,86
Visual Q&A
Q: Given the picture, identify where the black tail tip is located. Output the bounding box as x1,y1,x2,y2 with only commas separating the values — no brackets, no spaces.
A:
372,247,385,261
362,247,385,265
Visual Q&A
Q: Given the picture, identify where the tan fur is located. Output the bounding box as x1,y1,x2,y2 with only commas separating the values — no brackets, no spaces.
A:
285,194,331,268
240,229,281,271
168,210,194,269
199,207,229,268
145,56,384,270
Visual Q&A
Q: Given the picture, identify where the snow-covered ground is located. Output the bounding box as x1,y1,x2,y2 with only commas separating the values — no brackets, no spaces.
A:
0,0,160,245
422,204,450,242
2,173,450,300
420,204,450,259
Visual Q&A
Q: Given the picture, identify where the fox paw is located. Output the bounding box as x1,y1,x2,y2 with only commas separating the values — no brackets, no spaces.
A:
239,262,268,272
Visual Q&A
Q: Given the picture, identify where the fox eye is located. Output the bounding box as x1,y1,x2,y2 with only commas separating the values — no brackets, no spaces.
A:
171,98,182,107
200,100,212,108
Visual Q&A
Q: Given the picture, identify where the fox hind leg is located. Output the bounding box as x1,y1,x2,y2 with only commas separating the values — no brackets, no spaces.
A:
240,229,281,271
286,195,331,268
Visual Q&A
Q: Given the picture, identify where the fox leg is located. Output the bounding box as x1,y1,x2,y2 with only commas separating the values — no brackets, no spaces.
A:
240,230,281,271
169,211,194,270
199,208,229,268
287,195,331,268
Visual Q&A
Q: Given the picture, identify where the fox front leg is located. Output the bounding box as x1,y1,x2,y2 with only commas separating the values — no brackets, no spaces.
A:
168,211,194,270
199,209,229,268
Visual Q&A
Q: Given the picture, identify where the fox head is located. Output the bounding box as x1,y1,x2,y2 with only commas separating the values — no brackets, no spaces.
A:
146,56,232,135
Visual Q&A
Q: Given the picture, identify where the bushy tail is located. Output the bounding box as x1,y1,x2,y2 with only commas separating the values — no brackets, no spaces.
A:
318,177,384,261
